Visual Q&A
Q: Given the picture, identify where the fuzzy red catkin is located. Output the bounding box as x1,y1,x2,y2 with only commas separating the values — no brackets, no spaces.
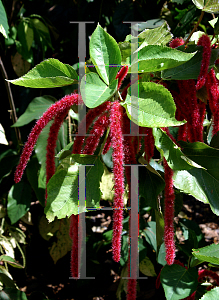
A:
45,107,69,199
110,101,125,262
69,214,79,278
72,101,111,154
169,38,184,49
82,112,109,155
206,68,219,135
14,93,82,184
163,158,176,265
116,65,129,90
196,34,211,90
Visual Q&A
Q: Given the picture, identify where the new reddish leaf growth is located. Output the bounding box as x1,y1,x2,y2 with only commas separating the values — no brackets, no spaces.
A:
110,101,125,262
14,93,82,184
196,34,211,90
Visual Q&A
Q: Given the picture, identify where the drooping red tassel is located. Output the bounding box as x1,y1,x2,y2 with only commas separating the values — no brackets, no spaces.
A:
82,112,109,155
110,101,125,262
116,65,129,90
69,214,79,278
163,158,175,265
15,93,82,183
45,107,69,199
196,34,211,90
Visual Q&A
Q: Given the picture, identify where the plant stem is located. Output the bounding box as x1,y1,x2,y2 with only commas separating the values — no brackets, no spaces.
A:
185,11,205,45
0,57,22,146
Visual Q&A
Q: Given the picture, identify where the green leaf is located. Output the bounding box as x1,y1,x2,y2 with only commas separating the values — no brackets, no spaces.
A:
13,95,55,127
138,21,173,47
139,165,165,210
199,286,219,299
192,244,219,265
0,269,16,288
26,156,45,206
192,0,219,13
45,156,104,221
0,0,9,38
142,221,157,252
139,257,157,276
39,215,72,264
122,82,185,127
155,210,164,252
179,141,219,180
160,264,198,300
80,72,117,108
7,181,32,224
131,45,196,73
90,24,121,85
0,288,28,300
0,255,24,269
162,47,219,80
153,128,194,170
0,124,8,145
17,19,34,61
30,15,53,51
7,58,78,88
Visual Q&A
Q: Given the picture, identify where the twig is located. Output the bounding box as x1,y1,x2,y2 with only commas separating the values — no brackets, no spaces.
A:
185,11,205,45
0,57,22,146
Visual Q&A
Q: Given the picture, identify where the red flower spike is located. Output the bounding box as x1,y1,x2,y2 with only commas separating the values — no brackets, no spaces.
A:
196,34,211,90
110,101,125,262
82,112,109,155
45,107,69,199
14,93,82,184
163,158,176,265
70,214,79,278
169,38,185,49
116,66,129,90
206,68,219,135
127,278,137,300
72,101,111,154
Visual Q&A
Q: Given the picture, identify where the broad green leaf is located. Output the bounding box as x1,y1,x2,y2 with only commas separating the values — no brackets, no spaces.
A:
131,45,196,73
192,0,219,13
0,268,16,288
7,181,32,224
0,151,19,184
7,58,78,88
153,128,194,170
26,156,45,206
173,168,219,215
13,95,55,127
0,124,8,145
160,264,198,300
0,288,28,300
142,221,157,252
155,210,164,252
199,286,219,299
30,15,53,51
162,47,219,80
139,257,157,276
119,41,131,65
80,72,117,108
17,19,34,60
138,21,173,48
179,141,219,180
122,82,185,127
90,24,121,85
0,0,9,38
139,165,165,209
45,156,104,221
0,255,24,269
157,242,166,266
192,244,219,265
39,215,72,263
